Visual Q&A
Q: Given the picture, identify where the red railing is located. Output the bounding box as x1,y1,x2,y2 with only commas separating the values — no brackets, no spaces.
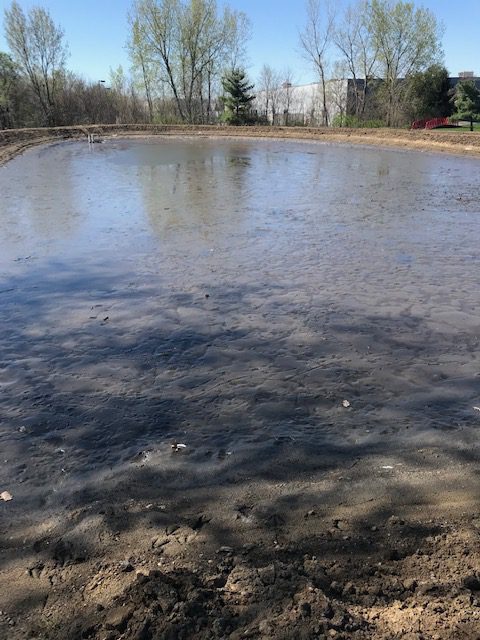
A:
411,117,450,130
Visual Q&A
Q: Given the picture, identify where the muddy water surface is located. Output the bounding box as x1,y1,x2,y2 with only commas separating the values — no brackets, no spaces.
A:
1,137,480,512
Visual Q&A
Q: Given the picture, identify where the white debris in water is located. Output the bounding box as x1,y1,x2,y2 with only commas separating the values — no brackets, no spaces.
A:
473,406,480,412
381,466,394,470
1,491,13,502
342,400,351,408
171,443,187,452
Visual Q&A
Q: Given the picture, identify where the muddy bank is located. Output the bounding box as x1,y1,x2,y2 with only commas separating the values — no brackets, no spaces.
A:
2,450,480,640
1,138,480,639
1,122,480,166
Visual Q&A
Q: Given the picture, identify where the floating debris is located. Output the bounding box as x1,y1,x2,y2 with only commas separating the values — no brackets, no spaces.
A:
342,400,351,408
171,443,187,452
1,491,13,502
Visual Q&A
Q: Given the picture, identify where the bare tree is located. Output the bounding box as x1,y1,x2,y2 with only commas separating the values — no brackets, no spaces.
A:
128,16,158,122
278,68,296,125
299,0,335,126
129,0,250,124
223,7,250,70
130,0,185,120
327,61,349,125
257,64,281,123
4,1,68,125
334,1,378,118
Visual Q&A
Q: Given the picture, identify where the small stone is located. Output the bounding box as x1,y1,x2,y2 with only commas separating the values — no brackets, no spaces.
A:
417,582,437,596
165,524,180,535
152,536,168,550
217,546,234,554
120,561,134,573
104,605,134,632
329,581,342,594
403,578,418,591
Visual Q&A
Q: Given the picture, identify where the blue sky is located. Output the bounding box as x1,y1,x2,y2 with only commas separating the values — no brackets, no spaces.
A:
0,0,478,85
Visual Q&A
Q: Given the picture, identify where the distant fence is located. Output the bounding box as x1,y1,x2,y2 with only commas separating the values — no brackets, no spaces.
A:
411,117,450,130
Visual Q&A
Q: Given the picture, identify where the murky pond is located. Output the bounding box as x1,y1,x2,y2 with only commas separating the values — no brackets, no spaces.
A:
1,137,480,509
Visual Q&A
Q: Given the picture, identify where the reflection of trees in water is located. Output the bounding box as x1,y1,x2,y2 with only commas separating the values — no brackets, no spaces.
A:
137,141,255,242
0,146,82,248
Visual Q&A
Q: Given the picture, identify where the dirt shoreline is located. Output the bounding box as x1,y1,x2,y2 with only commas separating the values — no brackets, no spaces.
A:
1,123,480,166
1,133,480,640
2,443,480,640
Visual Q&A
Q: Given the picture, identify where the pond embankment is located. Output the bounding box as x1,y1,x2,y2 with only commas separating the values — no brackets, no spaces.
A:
2,122,480,166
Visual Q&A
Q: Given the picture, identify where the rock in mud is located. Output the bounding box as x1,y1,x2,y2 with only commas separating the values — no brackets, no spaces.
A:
104,605,134,632
403,578,418,591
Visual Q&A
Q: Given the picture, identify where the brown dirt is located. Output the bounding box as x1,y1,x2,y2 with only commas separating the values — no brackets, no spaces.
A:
1,123,480,167
1,452,479,640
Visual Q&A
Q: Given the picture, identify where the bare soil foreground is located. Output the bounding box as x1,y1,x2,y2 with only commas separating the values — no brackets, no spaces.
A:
0,135,480,640
1,122,480,166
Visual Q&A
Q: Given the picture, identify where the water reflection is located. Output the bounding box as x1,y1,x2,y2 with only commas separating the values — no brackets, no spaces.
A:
0,144,83,261
1,137,479,271
135,145,253,242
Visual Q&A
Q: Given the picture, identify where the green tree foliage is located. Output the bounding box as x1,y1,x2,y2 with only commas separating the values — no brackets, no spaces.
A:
221,68,255,124
128,16,157,123
368,0,443,126
128,0,250,124
4,1,68,125
407,64,452,121
0,52,17,128
452,80,480,131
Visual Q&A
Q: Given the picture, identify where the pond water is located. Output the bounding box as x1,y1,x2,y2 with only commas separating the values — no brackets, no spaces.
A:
1,137,480,507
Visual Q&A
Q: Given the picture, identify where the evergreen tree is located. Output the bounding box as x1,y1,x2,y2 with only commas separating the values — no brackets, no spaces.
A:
221,68,255,125
452,80,480,131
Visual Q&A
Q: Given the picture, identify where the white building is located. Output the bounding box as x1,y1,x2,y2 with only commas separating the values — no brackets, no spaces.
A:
254,79,349,127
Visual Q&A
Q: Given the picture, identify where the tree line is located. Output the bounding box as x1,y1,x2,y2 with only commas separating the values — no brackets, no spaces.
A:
1,0,479,130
